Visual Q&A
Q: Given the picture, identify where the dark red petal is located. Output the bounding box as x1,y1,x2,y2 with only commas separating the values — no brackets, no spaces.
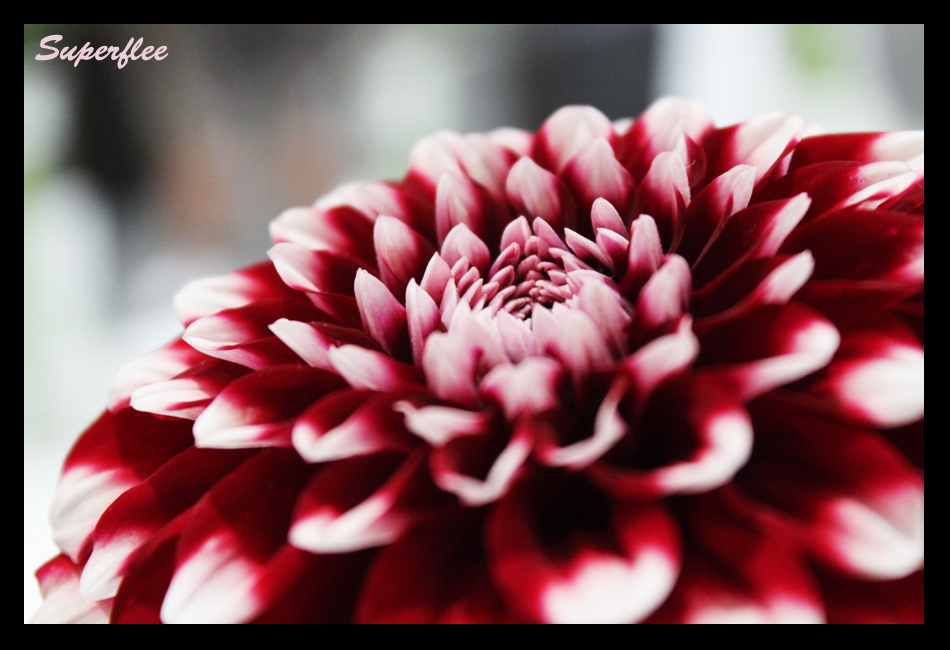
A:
193,365,347,449
741,394,924,579
290,449,447,553
676,164,755,266
51,409,193,561
694,302,839,401
80,447,255,601
354,269,411,361
486,471,681,623
788,131,924,171
356,507,520,623
160,449,316,623
816,567,923,624
647,489,824,623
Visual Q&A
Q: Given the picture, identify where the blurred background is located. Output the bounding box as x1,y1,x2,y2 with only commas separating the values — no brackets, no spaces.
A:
24,24,924,621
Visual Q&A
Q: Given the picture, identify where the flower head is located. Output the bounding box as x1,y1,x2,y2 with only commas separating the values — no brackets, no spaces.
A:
33,98,924,624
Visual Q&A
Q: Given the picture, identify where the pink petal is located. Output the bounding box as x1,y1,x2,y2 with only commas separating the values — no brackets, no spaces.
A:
457,132,518,201
173,260,303,328
405,279,443,365
480,357,564,419
532,304,611,381
489,126,534,157
574,279,632,356
486,472,681,623
505,156,577,233
328,344,423,391
635,254,691,330
354,269,411,360
632,151,690,250
619,214,664,299
393,401,495,446
494,309,538,362
267,318,378,371
789,131,924,172
561,137,635,220
107,338,209,412
422,332,481,408
499,214,532,252
419,252,453,304
744,395,924,579
182,298,324,370
130,358,250,420
590,197,627,236
695,302,840,401
564,228,613,271
193,365,347,449
531,105,615,174
440,222,491,277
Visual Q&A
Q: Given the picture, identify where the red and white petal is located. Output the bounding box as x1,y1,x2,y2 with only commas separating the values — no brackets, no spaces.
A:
356,508,519,623
79,447,253,601
781,207,924,286
193,365,347,449
692,193,810,289
590,197,627,237
130,358,250,420
480,357,564,419
532,304,611,380
695,302,840,401
494,309,538,362
562,137,635,219
31,554,112,624
394,401,494,446
405,279,443,366
505,156,577,233
743,395,925,579
422,332,481,408
632,151,690,250
50,409,193,561
291,389,420,463
486,473,681,623
269,205,376,265
160,449,315,624
704,112,804,185
621,319,699,398
618,96,714,182
407,130,465,197
182,298,324,370
354,269,410,360
574,279,632,356
809,327,924,428
789,131,924,172
648,490,824,624
373,216,436,300
419,251,453,304
328,344,423,391
619,214,664,299
531,105,616,174
172,260,302,328
268,318,377,371
635,254,691,330
440,223,491,278
267,242,364,296
676,164,755,265
107,338,209,412
490,126,534,157
290,450,443,552
456,133,518,200
429,420,532,506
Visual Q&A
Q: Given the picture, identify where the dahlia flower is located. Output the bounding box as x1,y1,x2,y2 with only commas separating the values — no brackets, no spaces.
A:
32,98,924,624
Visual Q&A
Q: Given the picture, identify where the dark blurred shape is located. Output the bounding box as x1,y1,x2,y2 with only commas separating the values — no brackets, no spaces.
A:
518,24,655,126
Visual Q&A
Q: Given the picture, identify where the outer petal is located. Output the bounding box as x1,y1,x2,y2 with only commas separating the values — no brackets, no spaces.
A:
50,409,193,561
531,105,616,174
269,205,376,266
702,112,804,186
107,339,209,413
31,554,113,624
130,358,250,420
486,471,681,623
741,394,925,580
